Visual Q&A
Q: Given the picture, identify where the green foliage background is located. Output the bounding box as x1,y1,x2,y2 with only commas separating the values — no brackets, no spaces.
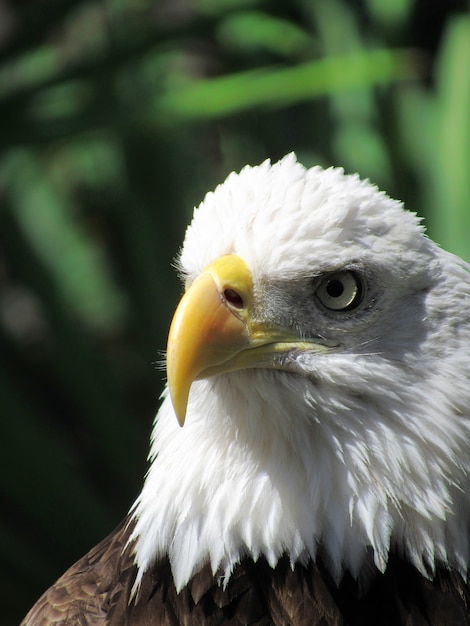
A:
1,0,469,622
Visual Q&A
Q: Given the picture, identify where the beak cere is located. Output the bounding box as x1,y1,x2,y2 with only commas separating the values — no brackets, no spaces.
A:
166,255,254,426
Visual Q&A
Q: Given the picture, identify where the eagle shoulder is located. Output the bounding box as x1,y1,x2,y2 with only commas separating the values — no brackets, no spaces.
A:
21,531,470,626
21,517,134,626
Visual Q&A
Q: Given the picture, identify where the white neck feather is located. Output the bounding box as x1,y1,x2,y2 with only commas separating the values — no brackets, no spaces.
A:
130,352,470,591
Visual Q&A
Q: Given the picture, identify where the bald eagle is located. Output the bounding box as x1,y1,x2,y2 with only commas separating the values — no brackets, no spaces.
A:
23,154,470,625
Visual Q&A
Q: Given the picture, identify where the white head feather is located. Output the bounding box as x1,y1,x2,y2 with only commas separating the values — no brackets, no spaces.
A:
130,153,470,591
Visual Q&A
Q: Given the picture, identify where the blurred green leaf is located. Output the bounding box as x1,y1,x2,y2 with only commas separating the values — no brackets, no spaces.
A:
1,150,127,332
196,0,261,15
155,49,419,122
217,11,313,57
0,45,59,99
364,0,413,26
27,80,93,120
430,16,470,261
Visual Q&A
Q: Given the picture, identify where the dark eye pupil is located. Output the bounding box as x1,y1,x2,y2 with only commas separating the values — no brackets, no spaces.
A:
326,279,344,298
224,288,244,309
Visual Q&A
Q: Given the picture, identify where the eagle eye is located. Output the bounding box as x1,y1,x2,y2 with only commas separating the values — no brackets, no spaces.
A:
316,271,364,311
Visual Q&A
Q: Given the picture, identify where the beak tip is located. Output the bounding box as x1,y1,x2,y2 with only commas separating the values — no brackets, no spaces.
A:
168,383,189,427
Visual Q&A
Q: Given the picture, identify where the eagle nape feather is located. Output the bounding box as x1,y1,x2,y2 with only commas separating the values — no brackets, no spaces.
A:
22,154,470,625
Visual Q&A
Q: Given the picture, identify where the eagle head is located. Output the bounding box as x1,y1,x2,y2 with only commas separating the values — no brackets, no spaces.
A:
131,154,470,592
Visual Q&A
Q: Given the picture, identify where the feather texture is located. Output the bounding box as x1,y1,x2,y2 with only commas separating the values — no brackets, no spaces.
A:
22,517,470,625
132,155,470,590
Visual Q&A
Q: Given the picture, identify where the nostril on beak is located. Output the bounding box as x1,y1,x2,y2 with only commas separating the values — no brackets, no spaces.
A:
223,288,244,309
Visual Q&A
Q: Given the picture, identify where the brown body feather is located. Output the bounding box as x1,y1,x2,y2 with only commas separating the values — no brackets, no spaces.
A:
22,516,470,626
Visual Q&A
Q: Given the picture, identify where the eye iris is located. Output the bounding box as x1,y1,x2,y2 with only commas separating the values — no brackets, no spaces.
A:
326,279,344,299
316,271,364,312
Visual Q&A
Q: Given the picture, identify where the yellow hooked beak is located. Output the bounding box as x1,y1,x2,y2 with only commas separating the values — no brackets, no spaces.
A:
166,254,328,425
